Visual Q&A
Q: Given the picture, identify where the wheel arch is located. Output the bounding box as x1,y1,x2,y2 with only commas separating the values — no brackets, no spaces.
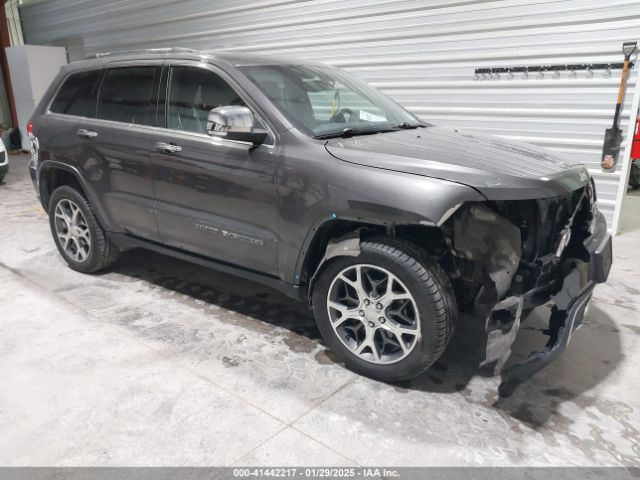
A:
300,218,451,307
39,161,111,231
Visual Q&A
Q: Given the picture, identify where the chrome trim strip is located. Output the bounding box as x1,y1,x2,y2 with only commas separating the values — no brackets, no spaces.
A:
47,111,275,149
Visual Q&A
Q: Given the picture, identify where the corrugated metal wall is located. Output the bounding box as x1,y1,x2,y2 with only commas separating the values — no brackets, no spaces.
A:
19,0,640,231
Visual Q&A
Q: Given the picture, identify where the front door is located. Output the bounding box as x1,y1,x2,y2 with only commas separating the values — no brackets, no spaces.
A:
149,63,280,275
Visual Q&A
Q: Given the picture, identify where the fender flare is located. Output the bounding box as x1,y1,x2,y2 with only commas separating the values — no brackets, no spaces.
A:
307,230,362,307
38,160,113,231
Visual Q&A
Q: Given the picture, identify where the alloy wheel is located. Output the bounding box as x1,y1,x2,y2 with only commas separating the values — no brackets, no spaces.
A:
54,198,91,262
326,264,420,364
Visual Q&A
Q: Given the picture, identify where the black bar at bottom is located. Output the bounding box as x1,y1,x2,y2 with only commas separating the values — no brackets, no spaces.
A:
0,467,638,480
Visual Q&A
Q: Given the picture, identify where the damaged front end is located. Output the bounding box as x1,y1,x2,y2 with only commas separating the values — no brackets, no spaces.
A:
447,179,612,397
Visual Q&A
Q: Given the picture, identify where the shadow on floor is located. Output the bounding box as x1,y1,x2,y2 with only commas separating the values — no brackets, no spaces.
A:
494,304,622,426
401,303,622,426
112,248,321,341
111,248,621,427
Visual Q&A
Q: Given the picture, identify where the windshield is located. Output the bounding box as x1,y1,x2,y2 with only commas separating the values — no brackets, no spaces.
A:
238,64,423,138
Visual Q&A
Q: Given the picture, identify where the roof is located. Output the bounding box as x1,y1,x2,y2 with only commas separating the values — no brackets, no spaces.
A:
76,47,311,68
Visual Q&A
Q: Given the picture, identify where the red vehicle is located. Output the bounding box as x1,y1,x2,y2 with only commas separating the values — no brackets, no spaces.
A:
630,116,640,189
632,116,640,160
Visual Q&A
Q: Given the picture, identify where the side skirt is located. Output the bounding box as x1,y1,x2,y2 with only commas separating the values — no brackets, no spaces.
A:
110,233,306,302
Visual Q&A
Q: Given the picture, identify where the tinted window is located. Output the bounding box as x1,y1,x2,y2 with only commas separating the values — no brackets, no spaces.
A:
97,67,157,125
167,67,245,134
50,70,101,117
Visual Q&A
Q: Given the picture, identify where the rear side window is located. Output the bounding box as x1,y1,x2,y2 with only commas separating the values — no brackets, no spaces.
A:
97,67,157,125
50,70,101,117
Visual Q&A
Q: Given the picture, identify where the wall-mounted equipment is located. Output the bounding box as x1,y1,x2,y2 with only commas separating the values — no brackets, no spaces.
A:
601,41,638,171
474,63,634,77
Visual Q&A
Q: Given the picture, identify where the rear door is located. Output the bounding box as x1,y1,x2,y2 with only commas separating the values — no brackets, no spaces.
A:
35,69,102,193
75,61,162,242
148,61,280,275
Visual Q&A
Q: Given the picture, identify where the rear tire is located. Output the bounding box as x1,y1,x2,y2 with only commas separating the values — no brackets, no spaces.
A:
49,185,118,273
312,237,456,382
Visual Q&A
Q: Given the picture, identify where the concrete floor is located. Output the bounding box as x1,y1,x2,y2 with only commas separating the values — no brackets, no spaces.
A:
1,154,640,467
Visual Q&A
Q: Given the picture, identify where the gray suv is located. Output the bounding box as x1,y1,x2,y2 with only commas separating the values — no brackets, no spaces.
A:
28,48,612,396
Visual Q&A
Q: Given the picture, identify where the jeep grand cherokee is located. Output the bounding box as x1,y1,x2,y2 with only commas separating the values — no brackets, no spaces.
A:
28,48,612,396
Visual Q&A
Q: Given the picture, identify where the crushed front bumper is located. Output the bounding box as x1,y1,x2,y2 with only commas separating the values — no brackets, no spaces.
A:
483,209,612,397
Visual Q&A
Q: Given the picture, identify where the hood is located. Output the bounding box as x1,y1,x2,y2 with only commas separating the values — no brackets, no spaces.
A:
325,126,589,200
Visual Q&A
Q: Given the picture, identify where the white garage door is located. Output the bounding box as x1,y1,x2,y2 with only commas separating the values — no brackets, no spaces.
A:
20,0,640,232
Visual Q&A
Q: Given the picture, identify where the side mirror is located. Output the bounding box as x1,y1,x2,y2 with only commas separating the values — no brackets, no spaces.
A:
207,106,268,146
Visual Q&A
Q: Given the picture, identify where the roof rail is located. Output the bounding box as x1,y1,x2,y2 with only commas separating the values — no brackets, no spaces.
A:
85,47,199,59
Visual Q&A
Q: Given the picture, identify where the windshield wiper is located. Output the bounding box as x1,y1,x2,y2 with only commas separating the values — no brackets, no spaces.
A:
314,128,363,139
314,127,398,139
396,122,424,129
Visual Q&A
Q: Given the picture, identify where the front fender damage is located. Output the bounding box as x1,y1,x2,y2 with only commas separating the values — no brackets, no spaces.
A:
453,204,521,319
452,186,609,397
453,204,529,392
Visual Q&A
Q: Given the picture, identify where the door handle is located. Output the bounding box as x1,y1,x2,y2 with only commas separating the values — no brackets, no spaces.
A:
155,142,182,153
77,129,98,138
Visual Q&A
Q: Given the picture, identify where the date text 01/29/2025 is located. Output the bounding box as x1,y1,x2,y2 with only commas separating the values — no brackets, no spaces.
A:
232,467,401,478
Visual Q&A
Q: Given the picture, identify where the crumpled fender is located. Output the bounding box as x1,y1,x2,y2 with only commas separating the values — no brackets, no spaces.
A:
453,204,522,318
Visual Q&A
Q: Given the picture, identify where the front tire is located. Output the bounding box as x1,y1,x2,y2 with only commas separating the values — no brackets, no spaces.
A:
312,238,456,382
49,185,118,273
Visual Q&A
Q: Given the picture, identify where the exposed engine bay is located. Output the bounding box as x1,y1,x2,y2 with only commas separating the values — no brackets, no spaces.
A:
446,179,612,397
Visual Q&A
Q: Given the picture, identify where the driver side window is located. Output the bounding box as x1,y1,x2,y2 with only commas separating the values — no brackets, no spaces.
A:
167,67,246,134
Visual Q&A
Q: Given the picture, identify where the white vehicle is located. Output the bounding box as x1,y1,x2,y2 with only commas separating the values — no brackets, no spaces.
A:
0,138,8,184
